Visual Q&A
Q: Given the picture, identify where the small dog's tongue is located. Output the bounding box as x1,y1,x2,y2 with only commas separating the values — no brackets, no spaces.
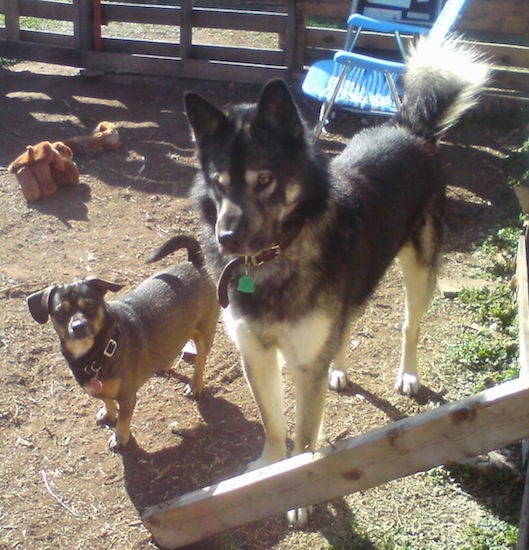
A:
90,378,103,394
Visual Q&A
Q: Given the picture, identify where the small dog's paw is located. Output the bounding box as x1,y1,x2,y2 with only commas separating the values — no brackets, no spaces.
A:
395,373,420,396
108,432,129,452
286,506,312,525
183,382,202,398
95,408,116,427
328,368,348,391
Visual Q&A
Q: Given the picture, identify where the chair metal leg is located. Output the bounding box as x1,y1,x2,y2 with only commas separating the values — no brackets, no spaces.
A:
313,65,350,138
385,71,402,110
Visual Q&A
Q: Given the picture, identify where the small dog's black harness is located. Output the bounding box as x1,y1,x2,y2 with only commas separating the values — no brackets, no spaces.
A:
68,324,120,387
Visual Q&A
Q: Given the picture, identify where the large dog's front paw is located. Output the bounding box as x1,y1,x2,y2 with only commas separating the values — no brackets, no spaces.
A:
395,372,420,396
286,505,313,525
328,368,348,391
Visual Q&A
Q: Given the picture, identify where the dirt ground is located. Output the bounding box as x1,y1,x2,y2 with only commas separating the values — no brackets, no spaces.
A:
0,60,527,550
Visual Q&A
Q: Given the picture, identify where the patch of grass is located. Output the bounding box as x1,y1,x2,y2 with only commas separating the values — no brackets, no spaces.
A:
446,328,518,390
479,226,520,279
446,283,519,392
307,15,346,29
459,286,518,336
461,519,518,550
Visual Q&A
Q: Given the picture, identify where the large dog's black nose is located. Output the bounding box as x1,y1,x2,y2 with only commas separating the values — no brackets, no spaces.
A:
218,231,241,254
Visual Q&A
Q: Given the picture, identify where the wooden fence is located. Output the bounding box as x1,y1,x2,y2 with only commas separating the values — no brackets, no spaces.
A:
0,0,528,98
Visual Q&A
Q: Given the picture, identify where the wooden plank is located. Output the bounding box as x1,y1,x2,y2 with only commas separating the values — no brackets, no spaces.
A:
284,0,301,73
73,0,93,51
102,2,181,26
4,0,21,42
179,0,192,60
142,378,529,549
18,29,74,47
516,231,529,550
0,40,289,83
516,471,529,550
298,0,529,35
193,8,286,33
304,28,529,69
99,37,284,66
101,4,285,33
17,0,75,21
462,0,529,36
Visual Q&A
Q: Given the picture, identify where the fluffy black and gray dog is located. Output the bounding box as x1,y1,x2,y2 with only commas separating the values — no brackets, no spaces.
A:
183,38,489,522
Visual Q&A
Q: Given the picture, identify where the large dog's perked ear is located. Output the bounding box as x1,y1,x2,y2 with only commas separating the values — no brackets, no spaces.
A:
183,92,231,148
27,286,56,324
254,79,304,141
84,278,124,295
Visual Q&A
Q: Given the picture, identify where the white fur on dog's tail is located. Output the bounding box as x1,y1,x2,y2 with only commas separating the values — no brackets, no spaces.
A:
395,37,490,140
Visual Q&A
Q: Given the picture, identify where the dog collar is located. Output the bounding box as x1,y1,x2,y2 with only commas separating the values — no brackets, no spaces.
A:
74,325,119,393
216,218,306,308
217,244,280,308
84,335,118,393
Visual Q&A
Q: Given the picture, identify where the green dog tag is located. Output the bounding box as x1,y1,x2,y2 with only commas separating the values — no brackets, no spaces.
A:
237,275,256,294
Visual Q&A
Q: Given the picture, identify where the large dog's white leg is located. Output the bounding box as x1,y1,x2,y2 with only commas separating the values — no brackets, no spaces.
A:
396,245,437,396
228,316,288,470
243,347,287,470
281,312,334,524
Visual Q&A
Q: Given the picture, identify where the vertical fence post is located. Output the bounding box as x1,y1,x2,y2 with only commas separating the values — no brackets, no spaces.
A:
180,0,192,60
5,0,21,41
285,0,305,75
73,0,94,51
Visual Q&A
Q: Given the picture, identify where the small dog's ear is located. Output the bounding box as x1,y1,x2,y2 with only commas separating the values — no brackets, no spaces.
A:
27,287,55,324
85,278,124,295
255,79,304,140
183,91,231,147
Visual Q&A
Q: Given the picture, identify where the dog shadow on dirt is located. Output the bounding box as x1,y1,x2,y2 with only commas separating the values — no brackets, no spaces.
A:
119,389,372,549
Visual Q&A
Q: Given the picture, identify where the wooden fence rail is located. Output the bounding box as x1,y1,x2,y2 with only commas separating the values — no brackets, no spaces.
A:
0,0,528,97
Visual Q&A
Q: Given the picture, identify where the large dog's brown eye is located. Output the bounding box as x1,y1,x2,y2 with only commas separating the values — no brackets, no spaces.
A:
257,172,274,188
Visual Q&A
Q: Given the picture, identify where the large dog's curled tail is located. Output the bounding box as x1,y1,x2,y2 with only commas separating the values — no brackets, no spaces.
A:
395,37,490,141
146,234,205,268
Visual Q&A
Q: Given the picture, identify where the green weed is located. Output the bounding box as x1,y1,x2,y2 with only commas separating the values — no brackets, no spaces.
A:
461,519,518,550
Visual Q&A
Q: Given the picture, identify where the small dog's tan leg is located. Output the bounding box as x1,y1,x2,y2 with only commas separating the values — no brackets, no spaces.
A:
96,398,117,427
184,330,206,396
109,394,136,451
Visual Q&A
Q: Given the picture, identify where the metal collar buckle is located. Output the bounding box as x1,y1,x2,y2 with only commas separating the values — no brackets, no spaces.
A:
250,244,281,267
103,338,118,358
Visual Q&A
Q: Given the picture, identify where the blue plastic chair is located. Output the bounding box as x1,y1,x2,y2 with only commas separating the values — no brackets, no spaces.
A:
302,0,471,136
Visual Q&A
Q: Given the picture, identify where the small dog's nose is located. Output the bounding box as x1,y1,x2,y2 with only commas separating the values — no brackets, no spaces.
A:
71,319,86,333
70,317,90,338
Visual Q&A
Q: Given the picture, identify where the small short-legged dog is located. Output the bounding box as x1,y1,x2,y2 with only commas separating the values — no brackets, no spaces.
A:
27,235,219,450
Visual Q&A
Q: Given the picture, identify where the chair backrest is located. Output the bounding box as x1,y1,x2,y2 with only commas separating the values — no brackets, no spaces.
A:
353,0,442,27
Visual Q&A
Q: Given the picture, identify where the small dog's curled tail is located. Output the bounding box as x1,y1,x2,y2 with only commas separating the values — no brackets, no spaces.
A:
146,234,205,268
395,37,490,141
